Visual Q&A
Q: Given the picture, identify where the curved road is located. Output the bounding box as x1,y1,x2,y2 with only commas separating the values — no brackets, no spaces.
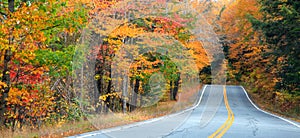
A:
71,85,300,138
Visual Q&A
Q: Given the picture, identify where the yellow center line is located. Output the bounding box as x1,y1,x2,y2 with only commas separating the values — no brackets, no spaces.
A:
208,86,235,138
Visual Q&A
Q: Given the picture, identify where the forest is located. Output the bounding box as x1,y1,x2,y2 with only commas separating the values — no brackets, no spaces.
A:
0,0,299,136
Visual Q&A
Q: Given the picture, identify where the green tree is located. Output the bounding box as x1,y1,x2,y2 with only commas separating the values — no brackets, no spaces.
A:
254,0,300,95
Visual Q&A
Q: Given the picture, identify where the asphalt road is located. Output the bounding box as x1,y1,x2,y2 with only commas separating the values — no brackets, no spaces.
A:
71,85,300,138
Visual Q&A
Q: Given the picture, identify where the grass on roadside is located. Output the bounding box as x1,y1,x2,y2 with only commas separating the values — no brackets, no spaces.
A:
245,88,300,123
0,84,201,138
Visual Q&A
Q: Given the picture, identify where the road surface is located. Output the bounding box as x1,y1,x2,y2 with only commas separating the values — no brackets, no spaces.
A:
71,85,300,138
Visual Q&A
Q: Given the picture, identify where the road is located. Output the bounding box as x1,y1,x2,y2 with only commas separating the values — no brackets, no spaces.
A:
71,85,300,138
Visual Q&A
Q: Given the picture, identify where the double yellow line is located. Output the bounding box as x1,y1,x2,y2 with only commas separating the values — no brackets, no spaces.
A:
208,86,234,138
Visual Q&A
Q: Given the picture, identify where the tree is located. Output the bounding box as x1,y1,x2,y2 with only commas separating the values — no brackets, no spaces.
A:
0,0,88,128
218,0,273,90
218,0,300,117
254,0,300,95
0,0,15,126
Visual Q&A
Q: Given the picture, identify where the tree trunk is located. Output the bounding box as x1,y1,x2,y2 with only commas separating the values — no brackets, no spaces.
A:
128,79,134,112
169,81,173,100
95,64,105,113
139,93,143,107
107,64,112,94
173,74,180,101
122,76,128,113
94,80,101,113
131,79,139,111
0,51,11,126
0,0,14,126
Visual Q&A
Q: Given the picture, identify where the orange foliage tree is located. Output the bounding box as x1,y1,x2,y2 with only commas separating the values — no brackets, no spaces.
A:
218,0,276,93
0,0,88,129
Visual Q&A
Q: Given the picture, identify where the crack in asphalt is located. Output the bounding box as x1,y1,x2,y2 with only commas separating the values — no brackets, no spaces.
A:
161,125,198,138
246,117,259,136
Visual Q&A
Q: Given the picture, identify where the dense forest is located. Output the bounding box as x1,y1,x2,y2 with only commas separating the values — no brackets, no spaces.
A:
218,0,300,118
0,0,299,135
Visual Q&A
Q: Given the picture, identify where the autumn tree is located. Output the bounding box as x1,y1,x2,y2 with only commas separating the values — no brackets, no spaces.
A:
0,0,15,126
77,0,210,115
0,0,88,129
253,0,300,95
217,0,273,90
219,0,300,117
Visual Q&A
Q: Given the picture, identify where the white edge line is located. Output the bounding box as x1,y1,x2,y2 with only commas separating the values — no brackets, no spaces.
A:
161,84,208,137
72,85,208,138
240,86,300,128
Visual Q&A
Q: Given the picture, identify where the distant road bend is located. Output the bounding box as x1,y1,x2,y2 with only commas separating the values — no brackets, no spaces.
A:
71,85,300,138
